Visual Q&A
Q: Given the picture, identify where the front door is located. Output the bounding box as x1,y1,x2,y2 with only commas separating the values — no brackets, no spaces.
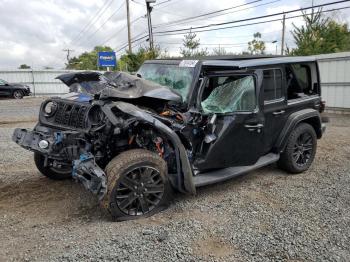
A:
194,71,265,171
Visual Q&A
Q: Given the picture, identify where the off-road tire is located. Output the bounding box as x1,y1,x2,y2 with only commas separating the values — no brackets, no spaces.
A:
278,123,317,174
34,152,72,180
13,90,23,99
101,149,172,221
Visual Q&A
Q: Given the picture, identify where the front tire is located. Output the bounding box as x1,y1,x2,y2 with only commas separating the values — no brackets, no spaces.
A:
13,90,23,99
101,149,172,221
278,123,317,174
34,152,72,180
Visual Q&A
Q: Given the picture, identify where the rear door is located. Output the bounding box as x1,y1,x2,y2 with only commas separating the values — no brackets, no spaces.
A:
261,68,288,154
194,70,265,171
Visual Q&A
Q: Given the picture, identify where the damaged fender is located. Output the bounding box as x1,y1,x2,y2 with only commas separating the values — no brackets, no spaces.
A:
101,101,196,195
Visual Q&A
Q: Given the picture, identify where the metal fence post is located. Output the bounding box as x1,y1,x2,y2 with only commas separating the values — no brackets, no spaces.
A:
31,69,36,96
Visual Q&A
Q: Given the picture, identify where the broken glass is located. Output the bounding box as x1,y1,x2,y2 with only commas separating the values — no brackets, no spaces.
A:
137,63,194,101
201,76,256,114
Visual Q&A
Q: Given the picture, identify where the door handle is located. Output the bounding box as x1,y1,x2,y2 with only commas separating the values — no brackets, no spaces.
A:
273,110,285,116
244,123,264,133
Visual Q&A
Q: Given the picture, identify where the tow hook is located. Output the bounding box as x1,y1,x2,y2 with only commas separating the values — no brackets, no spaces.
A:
72,153,107,200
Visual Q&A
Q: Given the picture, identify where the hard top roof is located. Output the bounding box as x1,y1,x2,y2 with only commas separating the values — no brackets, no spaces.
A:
144,55,317,68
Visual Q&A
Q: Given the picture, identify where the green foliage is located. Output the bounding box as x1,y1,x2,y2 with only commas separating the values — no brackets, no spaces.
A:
66,46,113,70
248,32,266,55
290,9,350,55
180,31,208,58
117,46,161,72
211,47,227,56
18,64,31,69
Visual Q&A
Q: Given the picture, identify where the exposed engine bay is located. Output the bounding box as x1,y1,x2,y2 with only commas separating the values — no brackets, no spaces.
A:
13,71,214,198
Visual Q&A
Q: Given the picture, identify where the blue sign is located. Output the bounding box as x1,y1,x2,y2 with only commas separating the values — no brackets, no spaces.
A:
98,51,117,67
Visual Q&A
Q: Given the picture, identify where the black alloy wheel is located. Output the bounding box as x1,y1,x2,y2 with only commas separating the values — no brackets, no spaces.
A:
292,132,313,167
102,149,172,221
278,123,317,174
115,166,165,216
13,90,23,99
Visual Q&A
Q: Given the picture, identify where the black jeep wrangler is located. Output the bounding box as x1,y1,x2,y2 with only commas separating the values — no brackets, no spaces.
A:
13,56,326,221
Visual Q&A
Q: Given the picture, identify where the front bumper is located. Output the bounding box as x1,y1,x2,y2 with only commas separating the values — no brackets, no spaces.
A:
12,127,107,199
12,128,55,154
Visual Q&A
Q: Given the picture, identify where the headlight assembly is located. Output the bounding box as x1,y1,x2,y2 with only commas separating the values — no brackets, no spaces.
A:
43,101,58,117
88,106,104,125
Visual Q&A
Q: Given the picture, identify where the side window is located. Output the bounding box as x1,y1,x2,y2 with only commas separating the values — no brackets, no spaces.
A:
291,64,311,91
263,69,283,102
201,75,256,114
286,63,316,100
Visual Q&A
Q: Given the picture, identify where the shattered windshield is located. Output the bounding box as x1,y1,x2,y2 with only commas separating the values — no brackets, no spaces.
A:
201,75,256,114
137,63,195,101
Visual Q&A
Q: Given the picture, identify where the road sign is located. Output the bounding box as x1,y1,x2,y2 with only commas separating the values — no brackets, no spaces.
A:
98,51,117,67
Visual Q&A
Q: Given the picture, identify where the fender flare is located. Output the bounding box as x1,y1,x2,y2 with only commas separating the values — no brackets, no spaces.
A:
274,108,322,152
102,101,196,195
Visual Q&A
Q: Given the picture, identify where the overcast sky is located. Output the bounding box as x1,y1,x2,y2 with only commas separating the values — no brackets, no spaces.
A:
0,0,349,69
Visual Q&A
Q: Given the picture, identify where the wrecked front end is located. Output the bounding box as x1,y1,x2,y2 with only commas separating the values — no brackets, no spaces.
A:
12,72,196,201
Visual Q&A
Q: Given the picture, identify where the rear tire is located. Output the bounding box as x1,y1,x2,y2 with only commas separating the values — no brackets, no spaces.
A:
34,152,72,180
278,123,317,174
101,149,172,221
13,90,23,99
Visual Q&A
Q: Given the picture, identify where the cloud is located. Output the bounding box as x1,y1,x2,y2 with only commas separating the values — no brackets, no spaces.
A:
0,0,348,69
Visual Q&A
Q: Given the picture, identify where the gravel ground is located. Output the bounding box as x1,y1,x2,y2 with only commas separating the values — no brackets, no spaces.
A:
0,98,349,262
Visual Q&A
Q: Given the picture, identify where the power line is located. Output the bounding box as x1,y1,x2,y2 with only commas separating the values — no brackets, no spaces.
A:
154,0,172,7
114,5,350,54
153,0,350,35
71,0,115,45
153,5,350,37
100,15,145,46
154,0,281,29
78,1,126,46
153,0,263,28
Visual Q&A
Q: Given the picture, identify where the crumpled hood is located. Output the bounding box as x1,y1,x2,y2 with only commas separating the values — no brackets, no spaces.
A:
56,71,182,102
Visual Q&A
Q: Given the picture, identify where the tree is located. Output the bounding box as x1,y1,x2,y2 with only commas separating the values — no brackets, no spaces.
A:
180,31,208,58
248,32,266,55
66,46,114,70
290,9,350,55
212,46,227,56
18,64,31,69
117,46,161,72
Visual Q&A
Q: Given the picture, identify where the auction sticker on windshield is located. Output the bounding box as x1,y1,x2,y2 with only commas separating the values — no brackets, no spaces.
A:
179,60,199,68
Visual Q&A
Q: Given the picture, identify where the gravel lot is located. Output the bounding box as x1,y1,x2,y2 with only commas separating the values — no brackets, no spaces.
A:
0,98,349,262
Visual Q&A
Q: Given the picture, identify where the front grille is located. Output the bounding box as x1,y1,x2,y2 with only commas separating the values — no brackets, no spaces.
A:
53,102,89,129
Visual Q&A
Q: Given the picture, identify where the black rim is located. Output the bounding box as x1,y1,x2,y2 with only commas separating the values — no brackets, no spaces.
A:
293,132,313,167
115,166,164,216
14,91,22,99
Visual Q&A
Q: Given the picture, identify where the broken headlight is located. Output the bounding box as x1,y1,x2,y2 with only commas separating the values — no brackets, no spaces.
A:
43,101,58,117
88,106,104,125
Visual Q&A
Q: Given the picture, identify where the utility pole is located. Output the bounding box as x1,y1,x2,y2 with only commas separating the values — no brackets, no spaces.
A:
146,0,156,50
126,0,132,53
63,49,74,64
281,14,286,55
